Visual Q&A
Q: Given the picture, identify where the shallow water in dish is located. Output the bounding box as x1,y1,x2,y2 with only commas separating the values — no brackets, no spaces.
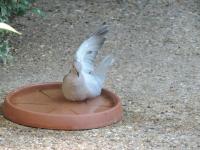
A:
10,85,115,115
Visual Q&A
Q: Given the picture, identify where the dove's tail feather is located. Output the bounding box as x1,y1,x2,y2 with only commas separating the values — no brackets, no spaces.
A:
95,55,114,84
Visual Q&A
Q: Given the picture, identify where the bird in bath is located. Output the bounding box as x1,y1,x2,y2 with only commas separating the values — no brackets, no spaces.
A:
62,25,114,101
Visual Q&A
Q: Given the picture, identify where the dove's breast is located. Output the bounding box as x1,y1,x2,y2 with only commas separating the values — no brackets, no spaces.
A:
62,74,92,101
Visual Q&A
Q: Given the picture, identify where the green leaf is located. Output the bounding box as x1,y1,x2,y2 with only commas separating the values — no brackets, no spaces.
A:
32,8,45,17
1,6,8,17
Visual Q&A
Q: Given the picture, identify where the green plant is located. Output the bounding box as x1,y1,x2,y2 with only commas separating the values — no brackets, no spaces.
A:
0,0,33,64
0,0,36,22
0,40,12,64
0,23,21,64
0,0,43,65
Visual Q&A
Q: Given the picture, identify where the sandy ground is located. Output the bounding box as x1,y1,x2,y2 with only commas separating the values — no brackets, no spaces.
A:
1,0,200,149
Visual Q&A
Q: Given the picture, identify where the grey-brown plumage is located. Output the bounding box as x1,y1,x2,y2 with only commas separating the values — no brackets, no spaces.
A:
62,25,114,101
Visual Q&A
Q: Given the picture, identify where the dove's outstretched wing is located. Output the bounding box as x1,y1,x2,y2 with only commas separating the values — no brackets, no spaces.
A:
95,55,114,83
74,25,108,73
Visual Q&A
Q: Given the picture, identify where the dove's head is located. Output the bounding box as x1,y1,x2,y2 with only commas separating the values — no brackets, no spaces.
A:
71,60,81,77
70,65,79,77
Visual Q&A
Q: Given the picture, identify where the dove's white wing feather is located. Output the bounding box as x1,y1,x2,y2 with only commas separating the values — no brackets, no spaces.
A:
94,55,114,86
74,25,108,73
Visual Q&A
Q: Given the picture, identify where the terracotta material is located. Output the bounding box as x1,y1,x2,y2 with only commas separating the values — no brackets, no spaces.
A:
3,82,122,130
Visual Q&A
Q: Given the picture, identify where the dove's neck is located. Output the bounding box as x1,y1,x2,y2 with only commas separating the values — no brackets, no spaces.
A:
70,66,80,77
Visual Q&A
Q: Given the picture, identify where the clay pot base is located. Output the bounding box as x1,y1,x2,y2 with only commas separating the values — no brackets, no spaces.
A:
3,82,122,130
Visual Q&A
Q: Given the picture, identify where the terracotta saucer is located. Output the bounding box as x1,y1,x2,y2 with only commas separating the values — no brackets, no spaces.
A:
3,82,122,130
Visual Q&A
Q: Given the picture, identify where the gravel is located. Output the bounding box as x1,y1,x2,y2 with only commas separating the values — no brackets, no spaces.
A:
0,0,200,149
